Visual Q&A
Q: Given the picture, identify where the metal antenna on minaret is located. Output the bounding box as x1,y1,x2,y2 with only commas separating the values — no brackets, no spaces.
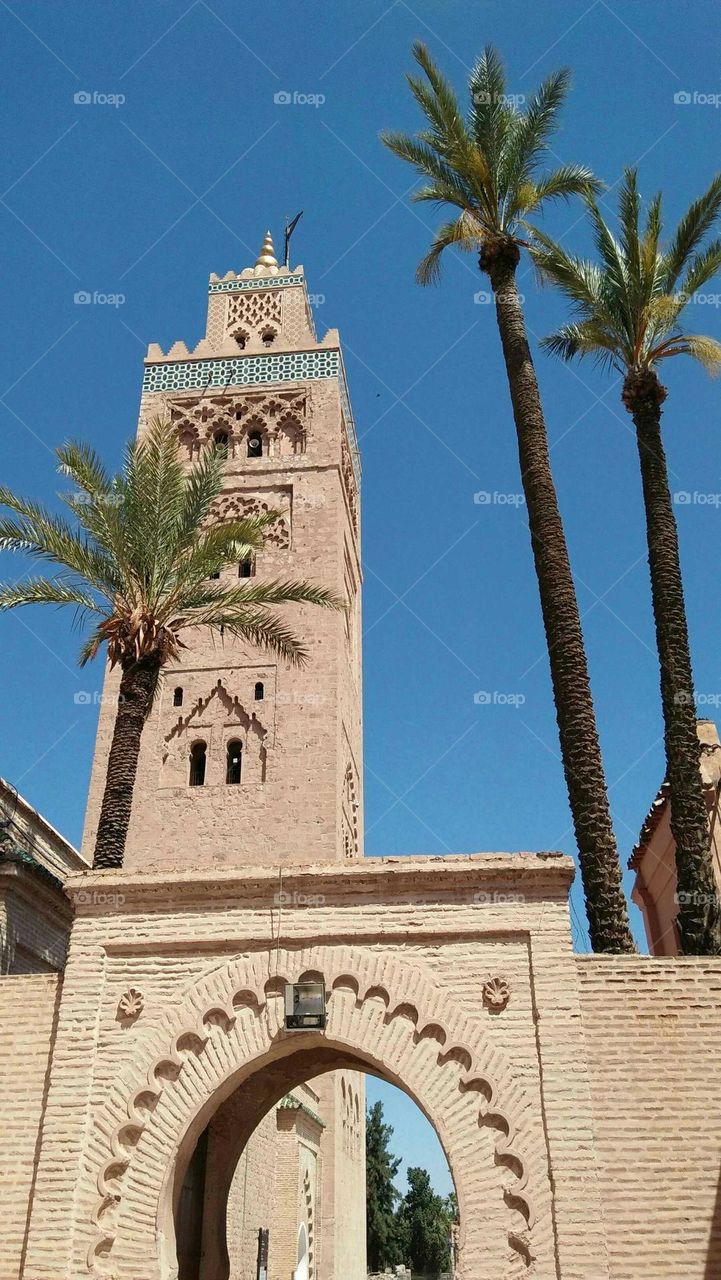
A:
284,211,303,268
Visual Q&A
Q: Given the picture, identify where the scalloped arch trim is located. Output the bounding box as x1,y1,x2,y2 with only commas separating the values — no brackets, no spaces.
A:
85,945,550,1279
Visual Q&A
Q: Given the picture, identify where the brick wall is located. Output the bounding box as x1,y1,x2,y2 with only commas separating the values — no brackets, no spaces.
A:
0,973,61,1280
577,955,721,1279
0,875,70,973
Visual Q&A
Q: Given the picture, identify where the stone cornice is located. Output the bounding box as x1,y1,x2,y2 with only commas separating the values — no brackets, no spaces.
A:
0,857,73,919
65,851,574,914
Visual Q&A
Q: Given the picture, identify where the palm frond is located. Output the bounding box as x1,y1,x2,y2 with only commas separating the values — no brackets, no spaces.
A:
678,238,721,301
514,164,600,222
416,215,481,285
618,168,641,285
181,578,343,622
406,41,469,162
174,439,227,550
0,498,120,596
538,169,721,383
468,43,509,188
540,321,621,371
0,577,102,612
500,68,571,202
207,608,309,666
662,174,721,289
660,332,721,374
380,132,475,211
384,41,595,281
57,439,113,498
530,232,605,310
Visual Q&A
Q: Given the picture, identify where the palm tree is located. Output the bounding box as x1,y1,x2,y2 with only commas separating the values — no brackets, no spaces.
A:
382,42,635,952
532,169,721,955
0,418,340,871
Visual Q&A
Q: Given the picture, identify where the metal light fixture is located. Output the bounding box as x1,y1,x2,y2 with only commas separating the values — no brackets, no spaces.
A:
284,980,326,1030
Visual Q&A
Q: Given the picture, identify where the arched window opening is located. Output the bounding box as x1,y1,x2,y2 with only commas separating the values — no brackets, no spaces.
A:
295,1223,309,1280
239,559,253,578
247,431,263,459
213,430,229,456
226,739,242,785
254,681,264,701
261,327,276,347
173,686,183,707
189,741,207,787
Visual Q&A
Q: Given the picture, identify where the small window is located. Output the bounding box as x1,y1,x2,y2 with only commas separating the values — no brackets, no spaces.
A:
189,741,207,787
173,687,183,707
261,328,276,347
226,739,242,785
254,681,264,701
213,430,229,456
247,432,263,459
209,571,220,580
239,560,253,578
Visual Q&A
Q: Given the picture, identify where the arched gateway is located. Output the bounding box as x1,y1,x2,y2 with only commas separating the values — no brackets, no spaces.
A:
20,852,613,1280
94,944,540,1276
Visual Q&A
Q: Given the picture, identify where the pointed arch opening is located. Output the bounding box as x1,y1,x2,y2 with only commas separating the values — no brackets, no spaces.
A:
189,741,207,787
226,739,242,785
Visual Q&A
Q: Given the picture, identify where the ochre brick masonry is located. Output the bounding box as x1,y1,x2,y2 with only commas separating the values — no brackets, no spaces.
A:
2,856,721,1279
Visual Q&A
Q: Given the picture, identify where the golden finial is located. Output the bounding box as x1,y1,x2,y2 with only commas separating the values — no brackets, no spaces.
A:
254,230,279,270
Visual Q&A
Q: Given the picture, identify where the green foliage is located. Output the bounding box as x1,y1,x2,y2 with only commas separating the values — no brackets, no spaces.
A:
0,417,341,672
397,1167,454,1275
532,168,721,375
366,1101,404,1271
381,41,599,282
366,1102,457,1276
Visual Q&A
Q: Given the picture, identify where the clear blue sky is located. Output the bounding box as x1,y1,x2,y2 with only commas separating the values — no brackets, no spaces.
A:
1,0,719,1196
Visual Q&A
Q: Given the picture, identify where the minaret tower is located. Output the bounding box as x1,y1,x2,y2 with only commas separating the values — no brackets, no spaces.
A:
81,234,363,871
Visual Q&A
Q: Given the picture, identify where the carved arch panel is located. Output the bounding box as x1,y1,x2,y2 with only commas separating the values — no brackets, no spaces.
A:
81,946,555,1280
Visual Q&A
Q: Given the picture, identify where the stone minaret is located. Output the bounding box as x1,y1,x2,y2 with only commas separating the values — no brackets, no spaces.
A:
81,233,363,871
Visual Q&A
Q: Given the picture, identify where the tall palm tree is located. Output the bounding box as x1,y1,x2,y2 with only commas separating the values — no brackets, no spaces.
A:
382,43,635,952
0,419,340,871
532,169,721,954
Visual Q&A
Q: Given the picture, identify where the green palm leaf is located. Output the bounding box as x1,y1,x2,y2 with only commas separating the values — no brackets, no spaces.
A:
0,418,339,670
533,169,721,376
382,41,593,279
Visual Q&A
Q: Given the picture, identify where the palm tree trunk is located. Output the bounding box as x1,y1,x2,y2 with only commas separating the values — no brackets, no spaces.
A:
92,656,159,869
626,376,721,954
485,249,635,953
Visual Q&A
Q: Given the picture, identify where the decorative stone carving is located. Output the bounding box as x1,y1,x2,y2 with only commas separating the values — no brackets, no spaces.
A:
168,392,306,463
226,287,281,337
117,989,144,1020
210,489,291,550
483,977,511,1011
90,948,536,1276
342,763,360,858
340,424,359,533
